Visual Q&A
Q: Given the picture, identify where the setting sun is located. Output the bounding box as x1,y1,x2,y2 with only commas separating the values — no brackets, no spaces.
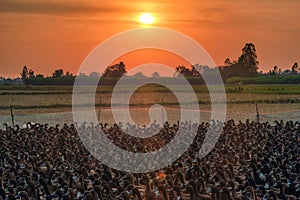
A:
139,13,155,25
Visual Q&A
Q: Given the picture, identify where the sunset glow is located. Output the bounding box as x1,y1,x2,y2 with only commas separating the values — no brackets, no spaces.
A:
0,0,300,77
139,13,155,25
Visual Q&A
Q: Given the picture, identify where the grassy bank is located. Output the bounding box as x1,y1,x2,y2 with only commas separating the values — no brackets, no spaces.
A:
0,84,299,115
226,75,300,84
1,84,300,94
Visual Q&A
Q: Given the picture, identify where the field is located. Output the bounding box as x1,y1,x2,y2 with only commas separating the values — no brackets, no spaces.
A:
0,84,300,126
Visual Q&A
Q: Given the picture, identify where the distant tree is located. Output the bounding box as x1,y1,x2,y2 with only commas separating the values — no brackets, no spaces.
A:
89,71,100,78
174,64,213,77
132,72,146,77
291,62,298,74
191,65,200,76
270,65,278,75
268,70,272,75
152,72,161,78
21,66,30,87
174,65,193,77
29,69,35,78
102,62,127,77
220,64,236,80
36,74,44,78
282,69,291,75
66,71,73,77
78,72,87,77
224,58,233,67
53,69,64,77
221,43,259,80
273,65,278,74
192,64,211,76
237,43,259,76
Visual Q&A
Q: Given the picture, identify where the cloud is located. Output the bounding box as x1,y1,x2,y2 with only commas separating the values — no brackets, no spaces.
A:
0,0,121,15
165,19,215,25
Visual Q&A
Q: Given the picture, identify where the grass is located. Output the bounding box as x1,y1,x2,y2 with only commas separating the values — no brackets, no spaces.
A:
2,84,300,93
226,75,300,85
0,84,300,115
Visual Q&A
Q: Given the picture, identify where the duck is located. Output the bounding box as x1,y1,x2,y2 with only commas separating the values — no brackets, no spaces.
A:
228,180,242,200
140,176,163,200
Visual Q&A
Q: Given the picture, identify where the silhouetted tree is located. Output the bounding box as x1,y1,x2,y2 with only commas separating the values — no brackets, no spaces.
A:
220,64,236,80
66,71,73,77
36,74,44,78
174,64,214,78
273,65,278,75
191,65,200,76
238,43,259,76
152,72,161,78
224,58,233,67
29,69,35,78
269,65,279,75
102,62,127,77
89,71,100,78
291,62,298,74
78,72,87,77
192,64,211,76
132,72,146,77
174,65,193,77
53,69,64,77
283,69,291,75
220,43,259,80
21,66,30,87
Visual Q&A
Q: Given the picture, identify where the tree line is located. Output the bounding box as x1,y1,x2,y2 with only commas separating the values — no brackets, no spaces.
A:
1,43,298,86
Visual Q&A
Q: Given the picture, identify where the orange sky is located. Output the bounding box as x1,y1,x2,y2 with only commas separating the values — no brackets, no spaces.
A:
0,0,300,78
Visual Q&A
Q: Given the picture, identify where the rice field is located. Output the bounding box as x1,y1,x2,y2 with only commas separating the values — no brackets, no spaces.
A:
0,84,300,126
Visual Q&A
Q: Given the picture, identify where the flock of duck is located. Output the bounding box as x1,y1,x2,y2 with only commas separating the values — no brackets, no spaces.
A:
0,119,299,199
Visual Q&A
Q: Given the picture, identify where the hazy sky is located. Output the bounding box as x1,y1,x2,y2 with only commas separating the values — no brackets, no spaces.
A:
1,0,300,77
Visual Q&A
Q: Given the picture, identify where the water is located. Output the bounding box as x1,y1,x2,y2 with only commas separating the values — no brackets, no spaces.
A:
1,104,299,129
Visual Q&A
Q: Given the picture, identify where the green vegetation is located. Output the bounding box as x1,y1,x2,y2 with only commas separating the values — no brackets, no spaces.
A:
1,84,300,94
0,84,299,125
224,84,300,94
3,43,299,88
226,75,300,85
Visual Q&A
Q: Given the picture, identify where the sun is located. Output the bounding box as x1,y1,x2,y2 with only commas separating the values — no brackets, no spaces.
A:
139,13,155,25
